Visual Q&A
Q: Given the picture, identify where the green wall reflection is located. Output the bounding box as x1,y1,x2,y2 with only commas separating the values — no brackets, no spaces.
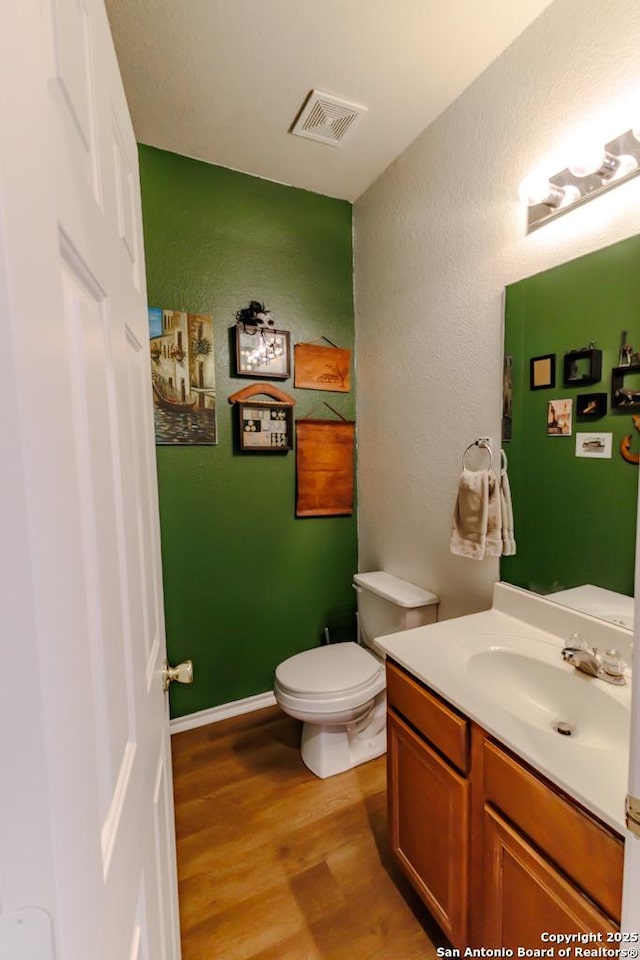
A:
501,234,640,600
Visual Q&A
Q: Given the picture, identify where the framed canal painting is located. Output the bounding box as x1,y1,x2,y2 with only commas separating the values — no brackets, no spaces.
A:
148,308,217,444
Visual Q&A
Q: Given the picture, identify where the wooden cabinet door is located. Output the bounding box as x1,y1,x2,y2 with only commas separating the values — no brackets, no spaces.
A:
482,806,617,947
388,711,469,947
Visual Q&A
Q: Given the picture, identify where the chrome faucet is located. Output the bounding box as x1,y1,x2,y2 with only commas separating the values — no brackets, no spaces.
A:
561,634,627,686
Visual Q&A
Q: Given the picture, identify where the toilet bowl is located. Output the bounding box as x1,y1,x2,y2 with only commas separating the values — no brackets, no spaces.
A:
274,571,439,778
274,641,387,778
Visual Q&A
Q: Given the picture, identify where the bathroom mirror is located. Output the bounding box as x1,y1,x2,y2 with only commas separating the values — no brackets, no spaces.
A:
500,233,640,629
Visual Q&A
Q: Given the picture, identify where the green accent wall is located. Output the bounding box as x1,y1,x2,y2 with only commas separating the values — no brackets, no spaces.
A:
138,145,357,719
502,234,640,598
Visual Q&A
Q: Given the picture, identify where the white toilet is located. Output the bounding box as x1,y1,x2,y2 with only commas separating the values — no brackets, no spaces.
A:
274,571,439,778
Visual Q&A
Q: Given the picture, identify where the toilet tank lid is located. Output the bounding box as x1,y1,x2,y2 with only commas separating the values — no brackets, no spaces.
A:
353,571,439,608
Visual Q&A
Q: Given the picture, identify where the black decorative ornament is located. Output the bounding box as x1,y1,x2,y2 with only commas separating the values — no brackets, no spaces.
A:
235,300,274,331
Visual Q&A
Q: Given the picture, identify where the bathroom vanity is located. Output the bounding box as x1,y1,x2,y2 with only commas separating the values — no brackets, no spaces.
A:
379,583,631,949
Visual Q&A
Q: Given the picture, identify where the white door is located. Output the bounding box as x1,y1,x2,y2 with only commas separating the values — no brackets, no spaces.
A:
623,538,640,927
0,2,181,959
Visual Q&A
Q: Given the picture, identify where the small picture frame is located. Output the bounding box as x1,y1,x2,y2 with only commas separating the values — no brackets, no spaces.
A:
563,348,602,386
575,432,612,459
235,325,291,380
530,354,556,391
611,364,640,408
547,398,573,436
576,392,607,418
237,400,293,451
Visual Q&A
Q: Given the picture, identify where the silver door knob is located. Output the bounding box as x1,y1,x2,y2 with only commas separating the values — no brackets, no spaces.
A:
162,659,194,692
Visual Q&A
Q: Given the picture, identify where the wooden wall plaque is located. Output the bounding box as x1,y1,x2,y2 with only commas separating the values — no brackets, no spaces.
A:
294,342,351,392
296,419,355,517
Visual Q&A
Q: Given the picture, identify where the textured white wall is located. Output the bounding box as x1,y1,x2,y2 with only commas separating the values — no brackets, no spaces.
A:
354,0,640,621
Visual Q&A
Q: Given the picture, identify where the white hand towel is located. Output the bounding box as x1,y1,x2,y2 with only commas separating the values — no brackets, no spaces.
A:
450,469,490,560
484,470,503,558
500,465,516,556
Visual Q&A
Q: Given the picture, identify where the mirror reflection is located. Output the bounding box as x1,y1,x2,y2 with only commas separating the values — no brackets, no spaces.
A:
501,234,640,629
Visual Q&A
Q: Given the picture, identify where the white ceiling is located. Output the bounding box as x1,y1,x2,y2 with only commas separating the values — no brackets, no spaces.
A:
105,0,555,203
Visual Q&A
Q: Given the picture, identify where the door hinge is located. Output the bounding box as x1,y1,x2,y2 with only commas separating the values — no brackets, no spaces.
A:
626,793,640,838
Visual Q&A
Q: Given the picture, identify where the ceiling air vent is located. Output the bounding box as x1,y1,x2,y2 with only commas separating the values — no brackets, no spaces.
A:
290,90,367,147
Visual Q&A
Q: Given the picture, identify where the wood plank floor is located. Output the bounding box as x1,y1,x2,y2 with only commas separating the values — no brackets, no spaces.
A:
171,706,448,960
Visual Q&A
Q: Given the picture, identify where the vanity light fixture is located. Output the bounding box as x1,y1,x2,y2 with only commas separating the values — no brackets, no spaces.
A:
520,124,640,232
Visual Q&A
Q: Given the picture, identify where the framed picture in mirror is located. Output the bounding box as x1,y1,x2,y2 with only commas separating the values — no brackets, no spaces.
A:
563,347,602,386
530,354,556,390
575,432,612,459
612,364,640,408
547,398,573,436
576,393,607,418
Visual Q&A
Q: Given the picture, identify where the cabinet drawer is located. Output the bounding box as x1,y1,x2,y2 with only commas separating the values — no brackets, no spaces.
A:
387,660,469,774
483,739,623,922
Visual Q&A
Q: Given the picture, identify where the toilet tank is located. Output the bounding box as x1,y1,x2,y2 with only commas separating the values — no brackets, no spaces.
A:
353,571,439,654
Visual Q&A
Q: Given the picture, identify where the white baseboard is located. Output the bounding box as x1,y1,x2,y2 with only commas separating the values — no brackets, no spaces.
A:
169,690,277,735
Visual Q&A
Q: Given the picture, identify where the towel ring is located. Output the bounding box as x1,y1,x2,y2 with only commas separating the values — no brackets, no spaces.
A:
462,438,493,471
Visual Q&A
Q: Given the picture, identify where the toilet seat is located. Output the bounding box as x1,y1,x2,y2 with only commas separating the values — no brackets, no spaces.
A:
275,642,383,698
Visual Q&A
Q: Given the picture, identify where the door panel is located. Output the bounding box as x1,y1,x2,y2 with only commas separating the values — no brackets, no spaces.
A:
112,119,140,285
60,250,135,814
51,0,101,201
123,323,165,680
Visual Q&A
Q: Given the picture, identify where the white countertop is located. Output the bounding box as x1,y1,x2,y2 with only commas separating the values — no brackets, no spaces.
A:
376,583,631,834
548,584,634,630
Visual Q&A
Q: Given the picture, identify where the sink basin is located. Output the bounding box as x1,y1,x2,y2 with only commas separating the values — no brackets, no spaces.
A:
449,634,630,751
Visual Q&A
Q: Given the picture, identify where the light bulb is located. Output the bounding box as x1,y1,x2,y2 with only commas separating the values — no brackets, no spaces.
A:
610,154,638,180
569,145,609,178
519,174,551,205
569,147,633,180
519,175,580,209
